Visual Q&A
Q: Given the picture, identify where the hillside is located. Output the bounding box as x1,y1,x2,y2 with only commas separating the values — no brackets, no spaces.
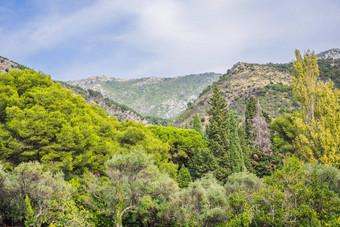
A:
175,58,340,128
67,73,222,120
0,56,27,73
59,82,152,124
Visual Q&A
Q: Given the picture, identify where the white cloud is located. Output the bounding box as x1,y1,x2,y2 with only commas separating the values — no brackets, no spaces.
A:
0,0,339,80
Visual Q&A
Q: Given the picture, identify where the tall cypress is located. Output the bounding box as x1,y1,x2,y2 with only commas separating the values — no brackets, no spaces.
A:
206,83,230,182
192,113,204,136
245,96,257,141
238,126,255,173
229,113,245,173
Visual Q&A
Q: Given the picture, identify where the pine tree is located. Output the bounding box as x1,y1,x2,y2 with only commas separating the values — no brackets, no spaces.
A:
206,83,230,182
177,165,192,188
188,148,218,180
292,50,340,167
229,113,245,173
251,101,272,155
192,114,204,136
245,96,257,141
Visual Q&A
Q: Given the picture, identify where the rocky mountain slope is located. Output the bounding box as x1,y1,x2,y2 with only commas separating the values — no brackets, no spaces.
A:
67,73,222,120
174,57,340,128
0,56,27,73
317,48,340,60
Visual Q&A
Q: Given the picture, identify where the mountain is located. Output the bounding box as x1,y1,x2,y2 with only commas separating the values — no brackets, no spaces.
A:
67,73,222,120
58,82,150,124
317,48,340,60
0,56,28,73
174,58,340,128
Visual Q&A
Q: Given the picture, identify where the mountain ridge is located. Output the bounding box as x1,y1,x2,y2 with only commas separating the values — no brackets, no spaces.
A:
67,72,222,119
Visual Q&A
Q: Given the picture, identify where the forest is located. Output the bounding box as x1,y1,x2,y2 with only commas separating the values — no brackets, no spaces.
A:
0,50,339,226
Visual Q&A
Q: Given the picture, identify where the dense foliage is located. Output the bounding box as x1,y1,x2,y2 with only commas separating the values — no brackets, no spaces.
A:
0,50,339,226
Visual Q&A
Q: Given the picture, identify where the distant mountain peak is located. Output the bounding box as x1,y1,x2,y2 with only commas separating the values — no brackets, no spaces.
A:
317,48,340,60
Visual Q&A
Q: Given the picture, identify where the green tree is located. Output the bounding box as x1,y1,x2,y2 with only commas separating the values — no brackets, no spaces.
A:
0,162,89,227
147,125,205,169
245,96,257,141
177,165,192,188
174,173,228,226
187,148,218,180
206,83,230,182
238,126,254,173
229,113,245,173
85,150,178,227
192,113,204,136
270,112,301,155
292,50,340,167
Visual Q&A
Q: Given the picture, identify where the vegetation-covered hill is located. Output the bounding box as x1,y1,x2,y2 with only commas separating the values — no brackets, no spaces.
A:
67,73,222,120
59,82,150,124
175,58,340,128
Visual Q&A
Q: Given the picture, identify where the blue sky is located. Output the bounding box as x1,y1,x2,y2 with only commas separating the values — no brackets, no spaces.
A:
0,0,339,81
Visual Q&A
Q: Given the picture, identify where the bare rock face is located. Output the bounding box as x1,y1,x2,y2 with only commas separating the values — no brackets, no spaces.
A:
0,56,19,73
317,48,340,60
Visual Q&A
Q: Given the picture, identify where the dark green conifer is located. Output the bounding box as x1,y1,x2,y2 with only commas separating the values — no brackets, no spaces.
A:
229,113,245,173
188,148,218,180
206,83,230,182
192,113,203,136
177,165,192,188
245,96,257,141
238,126,255,173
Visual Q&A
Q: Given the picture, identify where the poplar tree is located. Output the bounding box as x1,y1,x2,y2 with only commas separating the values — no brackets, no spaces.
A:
229,113,245,173
206,83,230,181
292,50,340,167
192,114,203,136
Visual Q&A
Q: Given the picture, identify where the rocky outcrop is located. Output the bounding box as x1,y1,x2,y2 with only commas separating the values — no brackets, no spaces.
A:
317,48,340,60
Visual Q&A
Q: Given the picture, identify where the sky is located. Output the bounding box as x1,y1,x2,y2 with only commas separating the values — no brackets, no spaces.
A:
0,0,339,81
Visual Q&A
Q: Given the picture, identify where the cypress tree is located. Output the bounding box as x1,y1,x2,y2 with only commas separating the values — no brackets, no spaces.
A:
229,113,245,173
245,96,257,141
238,125,254,173
177,165,192,188
206,83,230,182
192,114,204,136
